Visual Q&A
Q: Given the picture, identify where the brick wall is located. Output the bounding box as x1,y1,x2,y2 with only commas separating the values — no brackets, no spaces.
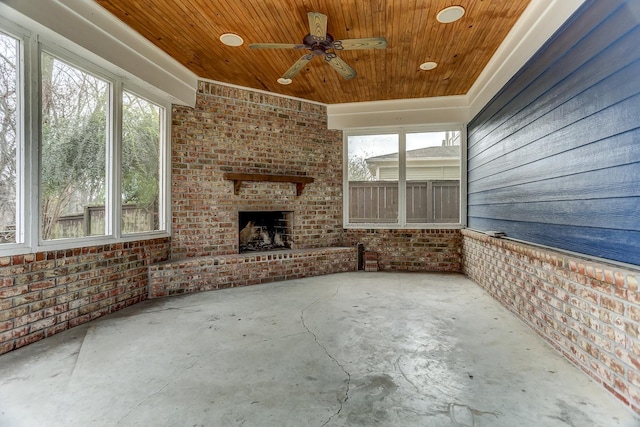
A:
343,229,462,272
171,82,344,259
0,238,170,355
149,247,357,297
462,229,640,414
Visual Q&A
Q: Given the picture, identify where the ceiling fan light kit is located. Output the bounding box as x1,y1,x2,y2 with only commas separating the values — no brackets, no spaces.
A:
250,12,387,84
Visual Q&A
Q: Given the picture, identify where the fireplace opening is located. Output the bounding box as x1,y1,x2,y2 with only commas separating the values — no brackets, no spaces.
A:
238,211,293,253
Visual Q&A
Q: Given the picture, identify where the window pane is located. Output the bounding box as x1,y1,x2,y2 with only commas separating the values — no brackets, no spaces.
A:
41,53,108,240
406,131,460,223
121,91,161,233
347,134,399,223
0,33,18,244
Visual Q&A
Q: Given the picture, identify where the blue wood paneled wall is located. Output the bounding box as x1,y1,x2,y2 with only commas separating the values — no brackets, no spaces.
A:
467,0,640,266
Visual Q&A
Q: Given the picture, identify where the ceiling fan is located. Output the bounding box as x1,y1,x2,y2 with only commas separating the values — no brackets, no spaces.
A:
249,12,387,82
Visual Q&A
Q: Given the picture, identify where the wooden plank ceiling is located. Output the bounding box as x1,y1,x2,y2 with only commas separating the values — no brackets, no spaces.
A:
94,0,531,104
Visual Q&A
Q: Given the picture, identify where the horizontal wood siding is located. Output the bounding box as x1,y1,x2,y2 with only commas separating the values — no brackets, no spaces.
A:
467,0,640,266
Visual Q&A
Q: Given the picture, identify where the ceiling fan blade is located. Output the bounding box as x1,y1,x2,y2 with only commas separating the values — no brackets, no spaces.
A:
333,37,388,50
282,54,313,79
249,43,305,49
308,12,328,41
325,54,356,80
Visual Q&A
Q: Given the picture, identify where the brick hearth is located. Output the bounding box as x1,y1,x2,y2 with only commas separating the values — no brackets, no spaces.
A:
149,247,357,298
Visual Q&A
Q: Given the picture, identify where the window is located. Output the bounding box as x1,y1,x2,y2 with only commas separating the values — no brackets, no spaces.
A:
0,31,18,244
344,127,464,228
0,23,170,255
347,133,399,223
121,91,162,234
40,53,109,240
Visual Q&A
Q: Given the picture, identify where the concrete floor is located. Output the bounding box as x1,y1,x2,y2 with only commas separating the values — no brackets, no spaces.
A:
0,272,637,427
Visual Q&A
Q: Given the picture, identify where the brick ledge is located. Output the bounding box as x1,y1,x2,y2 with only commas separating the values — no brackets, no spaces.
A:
149,246,358,298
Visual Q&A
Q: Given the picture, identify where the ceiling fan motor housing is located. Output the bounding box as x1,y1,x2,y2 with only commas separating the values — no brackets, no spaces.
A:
303,33,335,56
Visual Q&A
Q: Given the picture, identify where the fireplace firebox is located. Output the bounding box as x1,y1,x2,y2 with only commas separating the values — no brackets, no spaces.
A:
238,211,293,253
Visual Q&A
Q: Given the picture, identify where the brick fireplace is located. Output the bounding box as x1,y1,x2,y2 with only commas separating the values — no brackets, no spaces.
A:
170,82,345,258
145,81,357,297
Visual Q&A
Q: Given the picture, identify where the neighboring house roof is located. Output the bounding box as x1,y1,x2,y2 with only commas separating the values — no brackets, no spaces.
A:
366,145,459,162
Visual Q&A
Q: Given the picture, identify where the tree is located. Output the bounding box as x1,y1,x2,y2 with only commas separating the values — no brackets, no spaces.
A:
121,91,160,226
0,34,17,242
348,153,375,181
40,53,107,239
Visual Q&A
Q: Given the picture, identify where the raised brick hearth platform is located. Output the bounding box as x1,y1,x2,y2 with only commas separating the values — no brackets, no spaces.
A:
148,247,357,298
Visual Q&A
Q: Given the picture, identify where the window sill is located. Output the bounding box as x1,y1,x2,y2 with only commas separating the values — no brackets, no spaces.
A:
0,231,170,257
343,223,464,230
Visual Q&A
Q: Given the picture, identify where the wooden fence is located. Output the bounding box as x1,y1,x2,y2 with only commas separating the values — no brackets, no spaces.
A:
50,204,156,239
1,205,156,241
349,180,459,223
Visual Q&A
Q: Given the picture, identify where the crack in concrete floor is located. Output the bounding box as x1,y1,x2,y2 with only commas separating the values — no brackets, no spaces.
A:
299,286,351,426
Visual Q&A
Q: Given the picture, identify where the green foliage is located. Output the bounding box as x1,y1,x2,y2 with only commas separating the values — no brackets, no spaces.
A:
39,54,111,239
41,109,107,199
121,92,160,211
39,56,161,238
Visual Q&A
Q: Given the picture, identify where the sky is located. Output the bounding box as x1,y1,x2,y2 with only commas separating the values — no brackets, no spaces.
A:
348,131,451,160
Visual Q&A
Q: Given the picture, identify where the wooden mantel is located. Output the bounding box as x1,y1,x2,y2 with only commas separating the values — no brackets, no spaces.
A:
223,173,314,196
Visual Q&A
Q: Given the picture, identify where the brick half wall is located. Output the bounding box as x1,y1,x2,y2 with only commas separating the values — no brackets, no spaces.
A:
462,229,640,414
343,229,461,272
0,238,170,355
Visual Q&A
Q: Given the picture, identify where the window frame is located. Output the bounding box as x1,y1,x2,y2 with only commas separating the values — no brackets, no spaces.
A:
38,47,114,244
0,19,171,257
0,19,29,255
119,88,169,237
343,124,467,229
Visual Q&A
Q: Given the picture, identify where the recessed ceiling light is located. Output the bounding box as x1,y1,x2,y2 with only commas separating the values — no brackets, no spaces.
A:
437,6,465,23
419,62,438,71
219,33,244,46
277,78,292,85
